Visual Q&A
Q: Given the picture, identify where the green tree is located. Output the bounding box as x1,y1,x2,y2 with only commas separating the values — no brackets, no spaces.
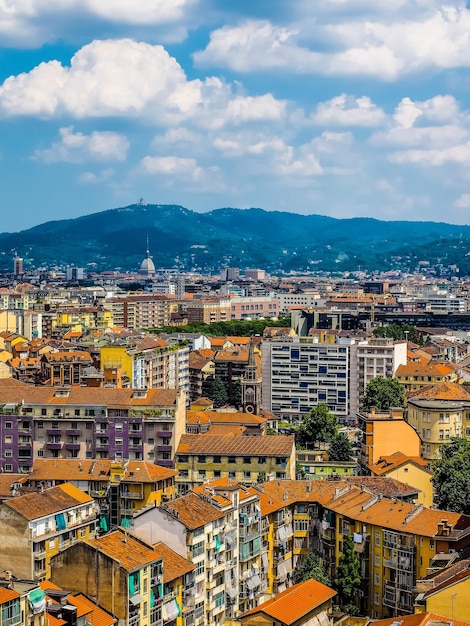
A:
431,438,470,514
373,323,421,344
209,377,229,408
296,462,307,479
293,551,330,585
229,379,242,408
297,403,338,448
328,432,353,461
334,534,361,612
362,376,405,412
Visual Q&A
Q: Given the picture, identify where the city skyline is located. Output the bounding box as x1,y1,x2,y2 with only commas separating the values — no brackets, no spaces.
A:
1,1,470,231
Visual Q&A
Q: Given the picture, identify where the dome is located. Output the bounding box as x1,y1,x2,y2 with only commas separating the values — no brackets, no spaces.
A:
139,256,156,275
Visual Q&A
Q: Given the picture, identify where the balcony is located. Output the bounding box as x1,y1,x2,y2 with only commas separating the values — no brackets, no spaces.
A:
47,429,62,435
33,549,46,560
157,430,172,438
90,489,107,498
95,445,109,451
66,443,81,451
46,442,63,450
121,490,143,499
157,459,173,468
18,427,32,435
66,429,82,436
33,568,47,580
157,445,172,453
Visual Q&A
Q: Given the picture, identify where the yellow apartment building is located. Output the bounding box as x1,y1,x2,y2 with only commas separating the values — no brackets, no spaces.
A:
370,452,434,507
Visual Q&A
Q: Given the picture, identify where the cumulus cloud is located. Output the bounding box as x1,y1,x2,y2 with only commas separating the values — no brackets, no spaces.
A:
33,126,130,162
0,0,197,47
141,155,202,178
0,39,288,132
78,168,115,183
311,94,386,126
195,6,470,80
390,142,470,166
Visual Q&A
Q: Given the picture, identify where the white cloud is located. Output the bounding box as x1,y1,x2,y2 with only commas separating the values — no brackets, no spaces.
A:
0,39,288,133
141,155,202,178
310,131,354,153
33,126,129,162
311,94,385,126
390,141,470,166
0,0,196,46
78,168,115,183
454,194,470,208
195,7,470,80
394,95,460,128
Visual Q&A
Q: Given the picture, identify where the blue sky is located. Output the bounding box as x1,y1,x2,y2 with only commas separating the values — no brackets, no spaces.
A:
2,0,470,232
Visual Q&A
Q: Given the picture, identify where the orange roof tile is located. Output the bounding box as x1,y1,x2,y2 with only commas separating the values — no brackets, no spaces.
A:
177,434,294,456
371,613,470,626
72,594,117,626
153,542,195,582
409,381,470,401
161,492,224,529
242,579,336,624
370,452,430,476
5,482,93,520
89,529,160,571
0,587,20,604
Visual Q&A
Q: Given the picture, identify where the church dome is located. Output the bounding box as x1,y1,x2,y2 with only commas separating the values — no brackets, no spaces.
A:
139,256,156,275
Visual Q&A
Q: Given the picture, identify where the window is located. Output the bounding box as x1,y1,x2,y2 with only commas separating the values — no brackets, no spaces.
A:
228,456,236,464
213,455,221,464
375,554,380,567
214,471,221,478
258,456,266,464
37,421,43,429
41,409,47,416
195,560,204,576
374,592,380,605
148,438,155,445
4,422,12,429
294,520,308,532
192,541,204,557
375,531,380,546
178,455,189,463
198,455,206,463
243,457,251,464
430,539,434,549
4,450,12,458
374,573,380,586
243,471,251,480
115,438,123,446
4,464,12,472
4,436,12,444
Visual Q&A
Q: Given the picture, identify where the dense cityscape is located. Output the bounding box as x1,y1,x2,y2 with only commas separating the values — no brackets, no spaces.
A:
0,245,470,626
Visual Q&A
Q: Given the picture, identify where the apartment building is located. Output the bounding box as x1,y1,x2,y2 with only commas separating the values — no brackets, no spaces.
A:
40,351,94,386
357,337,407,398
106,294,175,329
396,361,459,394
50,529,164,626
100,337,190,395
407,381,470,460
188,351,214,403
262,480,470,619
357,407,422,471
132,492,226,626
27,458,176,529
261,336,359,421
178,297,231,325
0,482,96,581
175,434,296,492
229,296,279,320
52,307,113,334
0,379,185,471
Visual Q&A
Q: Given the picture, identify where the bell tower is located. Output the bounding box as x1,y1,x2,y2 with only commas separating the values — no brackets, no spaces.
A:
241,340,262,414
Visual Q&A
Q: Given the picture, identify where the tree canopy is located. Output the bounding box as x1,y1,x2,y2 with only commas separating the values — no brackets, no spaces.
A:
328,432,353,461
362,376,405,412
209,377,229,408
373,323,422,344
431,438,470,514
293,551,330,586
148,316,291,337
296,403,338,448
334,533,361,614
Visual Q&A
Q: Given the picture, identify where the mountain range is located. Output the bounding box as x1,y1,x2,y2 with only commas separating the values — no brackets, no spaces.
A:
2,204,470,275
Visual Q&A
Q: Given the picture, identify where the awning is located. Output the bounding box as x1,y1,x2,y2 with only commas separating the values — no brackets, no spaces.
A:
277,525,287,541
55,513,66,531
318,611,330,626
162,599,179,622
353,532,363,543
121,517,132,528
215,535,222,552
246,577,257,590
129,594,144,606
261,553,269,570
99,516,109,532
28,589,46,614
226,586,238,600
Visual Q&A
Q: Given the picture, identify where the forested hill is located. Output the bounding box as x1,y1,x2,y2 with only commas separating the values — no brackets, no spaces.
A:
2,203,470,274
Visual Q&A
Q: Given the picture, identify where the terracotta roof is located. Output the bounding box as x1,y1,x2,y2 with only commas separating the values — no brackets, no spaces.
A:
371,613,470,626
397,362,456,377
0,378,178,407
242,579,336,624
188,352,212,370
89,529,160,571
5,482,93,520
42,351,93,363
177,434,294,456
203,424,246,436
370,452,431,476
29,459,176,483
162,492,223,529
0,473,28,498
422,563,470,598
153,542,195,582
186,410,267,426
214,349,249,362
72,594,117,626
409,381,470,401
197,349,216,359
192,478,259,508
344,475,422,497
261,480,470,538
0,587,20,604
